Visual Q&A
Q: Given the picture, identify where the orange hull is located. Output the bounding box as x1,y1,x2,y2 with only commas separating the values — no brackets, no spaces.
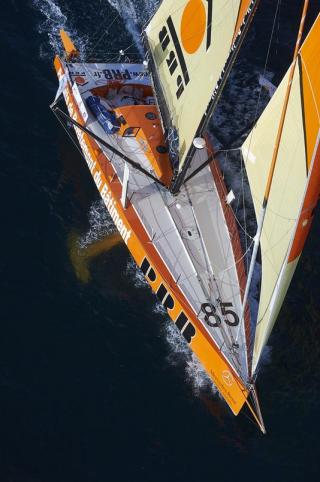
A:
54,55,250,416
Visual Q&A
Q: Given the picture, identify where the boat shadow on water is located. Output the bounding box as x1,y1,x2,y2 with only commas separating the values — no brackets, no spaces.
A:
68,230,122,284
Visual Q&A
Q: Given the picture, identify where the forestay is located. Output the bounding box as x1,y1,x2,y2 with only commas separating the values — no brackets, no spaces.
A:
145,0,258,172
242,14,320,374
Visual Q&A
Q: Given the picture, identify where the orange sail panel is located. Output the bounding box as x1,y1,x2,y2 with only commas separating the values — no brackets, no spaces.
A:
289,15,320,261
299,16,320,171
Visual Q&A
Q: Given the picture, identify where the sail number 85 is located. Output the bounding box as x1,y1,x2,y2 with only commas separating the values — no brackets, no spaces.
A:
201,302,239,328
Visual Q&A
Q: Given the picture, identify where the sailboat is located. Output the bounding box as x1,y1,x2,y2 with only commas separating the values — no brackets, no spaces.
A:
50,0,320,432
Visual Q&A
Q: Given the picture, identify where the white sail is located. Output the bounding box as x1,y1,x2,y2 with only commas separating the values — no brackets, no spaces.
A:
145,0,258,172
242,14,320,373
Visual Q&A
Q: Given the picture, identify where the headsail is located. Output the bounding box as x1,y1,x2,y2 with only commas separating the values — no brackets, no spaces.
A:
242,13,320,374
144,0,259,178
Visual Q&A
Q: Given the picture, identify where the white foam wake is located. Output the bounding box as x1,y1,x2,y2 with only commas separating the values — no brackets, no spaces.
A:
125,257,148,289
106,0,160,55
165,323,218,396
123,257,217,395
33,0,88,60
79,199,116,248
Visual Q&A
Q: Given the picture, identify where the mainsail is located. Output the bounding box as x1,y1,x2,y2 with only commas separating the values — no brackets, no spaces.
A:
242,13,320,374
144,0,259,177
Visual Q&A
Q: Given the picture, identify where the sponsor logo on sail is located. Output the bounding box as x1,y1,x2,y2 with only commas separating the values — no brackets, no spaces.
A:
157,0,213,99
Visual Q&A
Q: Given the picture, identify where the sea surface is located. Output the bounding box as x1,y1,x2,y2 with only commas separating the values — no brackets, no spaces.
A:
1,1,320,481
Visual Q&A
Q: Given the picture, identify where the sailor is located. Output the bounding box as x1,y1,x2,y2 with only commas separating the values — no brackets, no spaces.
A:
86,94,120,135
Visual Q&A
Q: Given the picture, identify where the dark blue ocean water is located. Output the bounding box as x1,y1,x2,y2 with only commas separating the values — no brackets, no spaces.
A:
1,1,320,481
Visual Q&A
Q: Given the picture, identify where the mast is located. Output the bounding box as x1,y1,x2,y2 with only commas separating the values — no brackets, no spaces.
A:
238,0,310,373
170,0,260,194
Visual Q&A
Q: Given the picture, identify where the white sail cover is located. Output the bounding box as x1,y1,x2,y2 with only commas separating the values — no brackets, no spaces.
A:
242,14,320,373
145,0,258,171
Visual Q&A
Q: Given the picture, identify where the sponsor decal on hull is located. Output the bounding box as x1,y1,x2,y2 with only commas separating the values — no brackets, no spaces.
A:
58,67,131,245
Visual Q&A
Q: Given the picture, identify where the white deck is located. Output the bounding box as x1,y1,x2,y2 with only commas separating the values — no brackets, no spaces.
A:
71,64,249,381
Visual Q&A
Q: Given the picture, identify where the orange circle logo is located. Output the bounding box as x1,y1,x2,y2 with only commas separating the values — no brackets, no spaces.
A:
75,76,86,85
222,370,234,387
180,0,206,54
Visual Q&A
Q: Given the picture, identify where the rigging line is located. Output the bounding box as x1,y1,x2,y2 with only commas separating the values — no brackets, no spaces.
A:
214,156,254,245
244,387,266,433
216,150,251,304
250,191,301,221
104,122,151,158
182,178,255,243
162,180,243,371
162,2,250,141
233,0,282,344
171,0,260,194
239,0,310,360
242,0,282,169
52,105,165,187
51,104,134,223
300,55,320,124
120,37,144,55
167,213,210,275
78,61,100,87
200,149,247,299
237,1,280,281
185,145,253,288
249,148,320,367
252,222,304,329
141,2,187,33
241,146,248,274
192,146,254,244
183,148,240,184
82,51,138,55
51,105,86,160
90,35,143,64
216,238,255,277
184,185,217,300
225,152,253,242
140,7,158,31
85,12,121,61
241,399,263,430
209,150,252,378
164,209,214,303
151,226,205,308
239,0,282,266
184,148,238,290
182,188,243,369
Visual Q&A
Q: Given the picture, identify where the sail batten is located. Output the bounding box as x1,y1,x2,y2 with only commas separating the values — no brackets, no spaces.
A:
144,0,260,185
